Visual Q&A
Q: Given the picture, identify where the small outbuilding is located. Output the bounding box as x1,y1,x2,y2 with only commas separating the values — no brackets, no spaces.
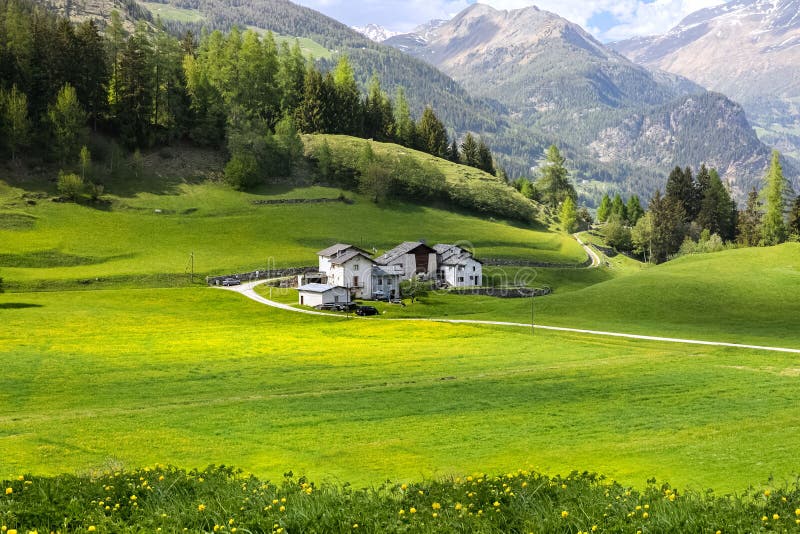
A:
297,283,349,308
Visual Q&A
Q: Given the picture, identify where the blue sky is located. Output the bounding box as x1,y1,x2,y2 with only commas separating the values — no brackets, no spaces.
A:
292,0,728,41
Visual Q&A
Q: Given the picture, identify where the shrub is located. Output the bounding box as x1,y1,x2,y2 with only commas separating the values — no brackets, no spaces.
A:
56,171,84,201
604,214,632,251
224,153,260,190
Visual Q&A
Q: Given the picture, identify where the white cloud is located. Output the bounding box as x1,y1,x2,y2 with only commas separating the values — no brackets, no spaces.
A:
293,0,728,40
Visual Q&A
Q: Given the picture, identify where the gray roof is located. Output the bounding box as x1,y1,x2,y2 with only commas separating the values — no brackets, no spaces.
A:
298,283,343,293
435,244,482,266
316,243,369,258
372,266,401,277
374,241,435,265
329,250,375,265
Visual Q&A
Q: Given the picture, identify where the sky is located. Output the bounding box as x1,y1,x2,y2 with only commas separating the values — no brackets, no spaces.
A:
292,0,728,41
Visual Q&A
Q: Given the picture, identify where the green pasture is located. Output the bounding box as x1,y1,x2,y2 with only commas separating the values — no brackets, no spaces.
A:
140,2,205,22
2,287,799,492
0,181,585,291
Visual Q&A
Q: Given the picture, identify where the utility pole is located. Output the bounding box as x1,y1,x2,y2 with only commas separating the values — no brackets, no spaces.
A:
530,291,535,336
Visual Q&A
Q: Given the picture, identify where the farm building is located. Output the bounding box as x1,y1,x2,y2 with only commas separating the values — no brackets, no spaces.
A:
297,283,350,307
374,241,438,281
434,244,483,287
317,243,370,274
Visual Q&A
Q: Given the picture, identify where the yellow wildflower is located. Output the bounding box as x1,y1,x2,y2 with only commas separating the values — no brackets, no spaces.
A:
493,501,500,508
400,484,407,491
432,502,441,510
279,506,286,512
432,513,438,518
198,504,206,512
409,507,417,514
561,510,569,518
643,512,649,519
88,527,96,532
773,514,780,520
4,488,11,495
455,503,463,511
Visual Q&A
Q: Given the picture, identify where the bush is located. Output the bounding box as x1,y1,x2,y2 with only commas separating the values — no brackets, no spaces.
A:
224,153,260,190
604,215,632,251
56,171,84,201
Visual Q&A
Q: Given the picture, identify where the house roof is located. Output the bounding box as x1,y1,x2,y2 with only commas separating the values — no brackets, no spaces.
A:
297,283,344,293
372,266,401,277
374,241,436,265
435,244,483,266
316,243,369,258
329,250,375,265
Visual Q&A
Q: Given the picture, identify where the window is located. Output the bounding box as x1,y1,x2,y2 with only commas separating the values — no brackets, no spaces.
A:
378,279,383,286
334,296,340,303
353,276,359,287
458,277,464,282
473,266,476,272
353,264,359,271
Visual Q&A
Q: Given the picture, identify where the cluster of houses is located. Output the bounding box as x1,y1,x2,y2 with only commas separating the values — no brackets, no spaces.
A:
297,241,483,307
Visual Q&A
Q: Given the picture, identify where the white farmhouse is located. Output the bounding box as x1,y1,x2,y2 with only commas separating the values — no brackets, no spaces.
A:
297,283,350,307
374,241,438,281
325,249,376,300
317,243,369,273
434,244,483,287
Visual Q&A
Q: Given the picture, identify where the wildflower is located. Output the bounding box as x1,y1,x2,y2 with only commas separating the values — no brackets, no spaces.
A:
643,512,649,519
7,530,16,534
130,495,137,501
279,506,286,512
764,490,771,497
796,509,800,517
4,488,11,495
561,484,567,490
522,482,528,488
432,513,438,518
398,510,405,515
636,506,642,511
158,476,165,482
716,530,722,534
198,504,206,512
352,524,358,529
493,501,501,508
561,510,569,518
88,527,96,532
16,476,23,482
592,526,598,532
669,494,676,502
773,514,780,520
432,502,441,510
229,519,235,525
455,503,463,511
409,507,417,514
401,484,407,491
762,516,768,521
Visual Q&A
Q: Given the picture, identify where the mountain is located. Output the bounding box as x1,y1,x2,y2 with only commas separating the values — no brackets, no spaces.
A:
611,0,800,164
351,23,399,42
385,2,795,200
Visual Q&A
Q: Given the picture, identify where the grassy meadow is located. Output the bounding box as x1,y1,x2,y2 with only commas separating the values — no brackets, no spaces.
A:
2,287,800,493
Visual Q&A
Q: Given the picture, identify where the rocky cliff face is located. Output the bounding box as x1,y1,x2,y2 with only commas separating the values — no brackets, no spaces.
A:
386,3,792,199
611,0,800,164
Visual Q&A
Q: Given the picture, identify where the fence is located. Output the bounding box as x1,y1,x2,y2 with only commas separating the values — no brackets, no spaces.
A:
481,257,593,269
206,266,316,286
447,287,552,298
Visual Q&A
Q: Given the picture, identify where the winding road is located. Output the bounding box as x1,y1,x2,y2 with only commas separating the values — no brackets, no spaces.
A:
573,233,602,268
220,281,800,354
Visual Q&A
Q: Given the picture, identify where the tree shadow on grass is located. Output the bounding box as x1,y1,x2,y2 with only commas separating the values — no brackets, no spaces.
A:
0,303,43,309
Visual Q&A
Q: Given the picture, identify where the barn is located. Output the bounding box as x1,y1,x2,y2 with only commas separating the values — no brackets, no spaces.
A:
297,283,350,308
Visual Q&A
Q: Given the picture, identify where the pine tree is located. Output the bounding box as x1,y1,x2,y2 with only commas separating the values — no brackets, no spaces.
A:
560,196,577,233
417,106,448,158
648,189,687,263
393,87,415,148
597,193,611,222
447,139,460,163
696,168,736,241
787,195,800,238
331,55,362,136
737,187,762,247
114,25,154,148
761,150,788,246
535,145,575,209
74,20,108,131
294,66,325,133
626,195,644,226
460,133,479,167
610,193,627,223
363,74,394,142
477,138,495,175
666,166,699,221
277,39,306,116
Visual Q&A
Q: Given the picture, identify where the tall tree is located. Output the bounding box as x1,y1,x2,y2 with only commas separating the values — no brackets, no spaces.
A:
331,55,361,136
460,133,479,167
597,193,611,222
48,83,86,163
648,189,687,263
294,65,325,133
74,20,108,130
761,150,788,246
0,84,31,160
114,25,155,148
666,165,699,221
626,195,644,226
477,138,495,175
696,168,736,241
363,74,394,142
447,138,460,163
787,195,800,237
417,106,448,158
560,196,577,233
393,87,415,148
737,187,763,247
535,145,575,209
277,39,306,115
610,193,627,223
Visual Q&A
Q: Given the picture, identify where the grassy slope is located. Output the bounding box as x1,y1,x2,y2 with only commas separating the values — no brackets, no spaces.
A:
0,152,585,291
356,244,800,347
2,287,800,491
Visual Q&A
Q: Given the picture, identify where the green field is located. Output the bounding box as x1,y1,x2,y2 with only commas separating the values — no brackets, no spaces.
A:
140,2,205,22
2,286,800,492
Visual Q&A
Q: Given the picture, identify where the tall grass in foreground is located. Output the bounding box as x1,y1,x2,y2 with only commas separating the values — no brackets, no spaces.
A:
2,466,799,533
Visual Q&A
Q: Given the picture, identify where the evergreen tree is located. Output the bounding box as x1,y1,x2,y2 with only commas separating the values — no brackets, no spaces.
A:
331,55,362,136
648,189,687,263
114,25,154,148
106,10,127,113
597,193,611,222
74,20,108,131
666,166,699,221
447,138,460,163
787,195,800,238
477,138,495,175
535,145,575,209
274,113,303,170
393,87,415,148
363,74,394,142
560,196,577,233
294,66,325,133
610,193,627,223
696,168,736,241
417,106,448,158
737,187,763,247
460,133,479,167
626,195,644,226
761,150,788,246
0,84,30,160
48,83,86,164
183,53,226,147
